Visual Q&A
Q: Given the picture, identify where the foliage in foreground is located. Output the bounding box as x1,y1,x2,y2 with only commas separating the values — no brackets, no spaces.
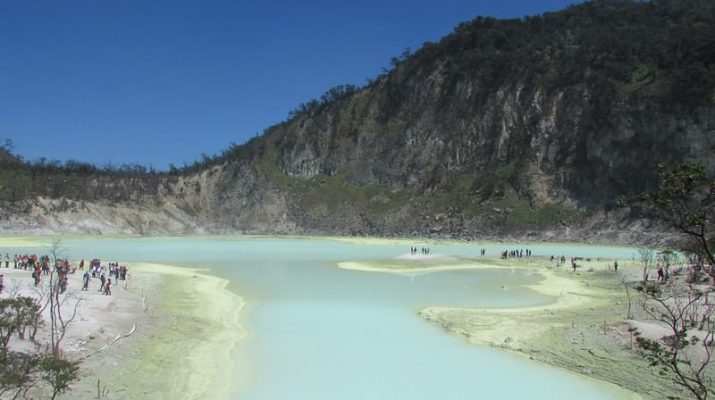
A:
635,285,713,400
625,161,715,399
0,296,81,399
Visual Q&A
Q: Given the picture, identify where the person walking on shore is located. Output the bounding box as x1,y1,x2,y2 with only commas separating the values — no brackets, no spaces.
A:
82,271,90,291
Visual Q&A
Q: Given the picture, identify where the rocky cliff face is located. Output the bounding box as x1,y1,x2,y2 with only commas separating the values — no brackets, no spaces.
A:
2,0,714,241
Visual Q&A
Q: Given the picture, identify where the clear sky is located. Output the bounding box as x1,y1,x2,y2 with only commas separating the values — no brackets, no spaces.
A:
1,0,584,170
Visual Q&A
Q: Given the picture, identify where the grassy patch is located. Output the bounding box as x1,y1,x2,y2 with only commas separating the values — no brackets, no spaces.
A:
505,201,581,229
286,171,413,214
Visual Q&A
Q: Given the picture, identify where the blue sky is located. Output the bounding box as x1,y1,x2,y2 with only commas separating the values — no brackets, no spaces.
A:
1,0,583,170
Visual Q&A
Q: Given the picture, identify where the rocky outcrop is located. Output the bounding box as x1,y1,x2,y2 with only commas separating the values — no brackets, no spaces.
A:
0,197,203,235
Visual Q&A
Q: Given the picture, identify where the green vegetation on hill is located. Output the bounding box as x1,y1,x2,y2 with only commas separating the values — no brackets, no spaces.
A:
409,0,715,106
0,140,164,203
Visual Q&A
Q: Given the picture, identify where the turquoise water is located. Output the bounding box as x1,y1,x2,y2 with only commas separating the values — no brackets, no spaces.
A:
2,236,634,399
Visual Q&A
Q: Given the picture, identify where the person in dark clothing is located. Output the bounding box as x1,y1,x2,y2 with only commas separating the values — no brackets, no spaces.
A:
82,271,90,291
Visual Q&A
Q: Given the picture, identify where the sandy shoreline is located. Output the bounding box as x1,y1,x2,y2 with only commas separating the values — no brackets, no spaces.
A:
0,237,245,400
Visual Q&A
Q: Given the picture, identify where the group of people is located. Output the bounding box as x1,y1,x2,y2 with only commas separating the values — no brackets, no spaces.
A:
408,247,535,258
5,253,44,272
31,256,52,286
552,256,583,271
81,261,128,295
1,252,128,296
55,258,75,293
410,247,432,255
500,249,532,259
3,253,57,287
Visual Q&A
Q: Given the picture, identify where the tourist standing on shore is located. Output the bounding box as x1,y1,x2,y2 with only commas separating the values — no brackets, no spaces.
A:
82,271,90,291
41,257,50,276
32,264,41,286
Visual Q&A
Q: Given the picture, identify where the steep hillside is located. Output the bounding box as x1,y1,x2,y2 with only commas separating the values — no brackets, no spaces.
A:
2,0,714,240
262,0,715,210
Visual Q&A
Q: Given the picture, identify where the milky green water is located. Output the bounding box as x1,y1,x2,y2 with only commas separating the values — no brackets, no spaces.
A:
2,236,637,399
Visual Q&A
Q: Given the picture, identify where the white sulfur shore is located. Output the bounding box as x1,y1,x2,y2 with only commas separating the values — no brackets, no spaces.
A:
339,255,643,400
118,263,246,400
0,239,245,399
